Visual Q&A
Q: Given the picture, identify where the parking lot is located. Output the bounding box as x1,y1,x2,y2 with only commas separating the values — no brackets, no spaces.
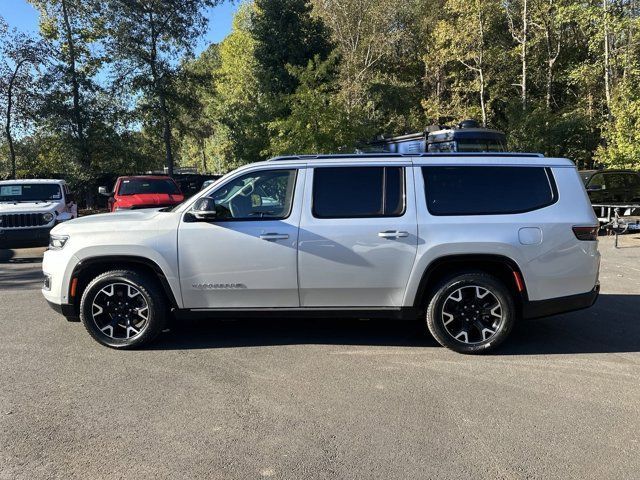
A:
0,236,639,479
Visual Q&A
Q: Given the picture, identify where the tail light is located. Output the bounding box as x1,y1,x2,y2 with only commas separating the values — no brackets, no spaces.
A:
573,225,599,241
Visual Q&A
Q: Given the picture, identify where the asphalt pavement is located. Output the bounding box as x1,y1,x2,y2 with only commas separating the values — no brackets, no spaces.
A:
0,237,639,479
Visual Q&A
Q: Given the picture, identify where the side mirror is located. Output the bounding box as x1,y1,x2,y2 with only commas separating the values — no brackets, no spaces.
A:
192,210,217,221
587,184,604,192
190,197,217,221
98,186,111,196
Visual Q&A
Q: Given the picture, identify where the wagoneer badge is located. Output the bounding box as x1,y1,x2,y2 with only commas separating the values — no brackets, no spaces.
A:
193,283,247,290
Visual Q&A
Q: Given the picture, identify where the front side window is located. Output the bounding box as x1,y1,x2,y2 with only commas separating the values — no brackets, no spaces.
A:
603,174,628,190
195,169,297,220
313,166,405,218
0,184,62,202
422,166,556,216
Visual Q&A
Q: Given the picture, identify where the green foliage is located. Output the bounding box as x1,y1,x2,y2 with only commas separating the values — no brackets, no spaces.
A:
267,53,373,155
597,86,640,169
251,0,332,96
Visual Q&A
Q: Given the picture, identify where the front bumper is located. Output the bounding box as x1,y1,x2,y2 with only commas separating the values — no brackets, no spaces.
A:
0,227,52,249
45,298,79,321
522,283,600,319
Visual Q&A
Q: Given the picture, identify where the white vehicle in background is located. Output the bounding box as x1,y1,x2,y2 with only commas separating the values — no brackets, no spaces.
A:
0,179,77,249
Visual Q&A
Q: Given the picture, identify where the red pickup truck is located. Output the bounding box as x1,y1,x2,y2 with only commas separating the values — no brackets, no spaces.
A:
99,176,184,212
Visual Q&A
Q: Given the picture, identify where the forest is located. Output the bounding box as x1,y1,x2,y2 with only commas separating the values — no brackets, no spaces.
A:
1,0,639,201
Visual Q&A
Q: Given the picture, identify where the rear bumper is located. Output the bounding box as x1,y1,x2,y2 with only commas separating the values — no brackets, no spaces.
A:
522,283,600,319
0,227,52,249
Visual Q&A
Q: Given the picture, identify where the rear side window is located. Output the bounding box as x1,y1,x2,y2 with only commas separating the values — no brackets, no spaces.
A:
313,167,405,218
422,166,557,216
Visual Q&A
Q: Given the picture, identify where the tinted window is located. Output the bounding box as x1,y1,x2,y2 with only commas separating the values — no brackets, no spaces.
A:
119,178,180,195
422,166,556,215
194,169,297,220
626,174,640,188
604,174,628,190
587,173,605,189
313,167,405,218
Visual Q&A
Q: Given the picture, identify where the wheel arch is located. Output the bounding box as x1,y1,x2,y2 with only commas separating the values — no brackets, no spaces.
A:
411,254,528,314
69,255,179,315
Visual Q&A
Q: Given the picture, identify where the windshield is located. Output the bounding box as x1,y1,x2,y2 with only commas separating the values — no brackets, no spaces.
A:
0,184,62,202
118,178,180,195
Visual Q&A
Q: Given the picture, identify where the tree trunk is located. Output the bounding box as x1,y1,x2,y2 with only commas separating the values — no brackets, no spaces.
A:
5,109,16,180
61,0,89,167
4,62,23,180
149,11,174,177
603,0,612,114
200,139,207,173
546,61,553,110
479,68,487,127
159,92,174,177
521,0,528,110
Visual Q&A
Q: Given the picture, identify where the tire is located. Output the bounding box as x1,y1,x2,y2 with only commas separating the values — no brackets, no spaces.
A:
425,272,515,354
79,270,168,349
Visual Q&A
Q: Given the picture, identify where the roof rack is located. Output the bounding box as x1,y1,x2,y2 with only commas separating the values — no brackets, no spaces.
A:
268,152,545,161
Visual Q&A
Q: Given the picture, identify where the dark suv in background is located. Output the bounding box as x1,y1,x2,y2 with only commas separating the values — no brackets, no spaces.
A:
580,169,640,204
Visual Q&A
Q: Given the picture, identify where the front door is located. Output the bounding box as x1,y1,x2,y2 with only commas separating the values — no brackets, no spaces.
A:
178,167,304,309
297,165,418,307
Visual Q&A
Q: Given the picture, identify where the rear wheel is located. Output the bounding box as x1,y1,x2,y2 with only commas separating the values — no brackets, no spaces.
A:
426,272,515,354
79,270,167,349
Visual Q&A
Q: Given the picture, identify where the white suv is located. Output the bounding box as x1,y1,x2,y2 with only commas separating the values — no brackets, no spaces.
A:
42,154,600,353
0,179,77,249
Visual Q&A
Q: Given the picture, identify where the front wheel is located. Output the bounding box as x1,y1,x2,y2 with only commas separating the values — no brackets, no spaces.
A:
426,272,515,354
79,270,167,349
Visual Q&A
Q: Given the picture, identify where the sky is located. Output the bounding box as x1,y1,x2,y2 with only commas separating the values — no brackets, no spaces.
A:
0,0,240,54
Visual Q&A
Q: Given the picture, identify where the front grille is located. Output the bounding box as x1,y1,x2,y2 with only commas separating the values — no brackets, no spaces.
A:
0,213,48,228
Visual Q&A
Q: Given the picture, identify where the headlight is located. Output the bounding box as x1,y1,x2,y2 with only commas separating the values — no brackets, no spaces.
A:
42,212,55,223
49,234,69,250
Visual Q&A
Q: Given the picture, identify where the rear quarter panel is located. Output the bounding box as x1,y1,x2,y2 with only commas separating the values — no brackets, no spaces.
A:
404,164,600,304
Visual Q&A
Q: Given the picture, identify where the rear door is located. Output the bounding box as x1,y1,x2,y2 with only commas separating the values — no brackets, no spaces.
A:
297,163,418,307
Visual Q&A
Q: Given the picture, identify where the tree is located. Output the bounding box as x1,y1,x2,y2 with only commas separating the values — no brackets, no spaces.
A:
530,0,568,110
0,20,46,179
174,44,220,172
104,0,219,176
211,2,270,169
29,0,103,170
435,0,502,127
505,0,530,110
267,53,371,154
251,0,332,97
596,85,640,170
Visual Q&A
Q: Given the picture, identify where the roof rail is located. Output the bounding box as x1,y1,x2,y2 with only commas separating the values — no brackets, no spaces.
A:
267,152,545,161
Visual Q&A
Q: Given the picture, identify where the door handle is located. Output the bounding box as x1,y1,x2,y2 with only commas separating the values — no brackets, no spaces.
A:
378,230,409,239
259,233,290,241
